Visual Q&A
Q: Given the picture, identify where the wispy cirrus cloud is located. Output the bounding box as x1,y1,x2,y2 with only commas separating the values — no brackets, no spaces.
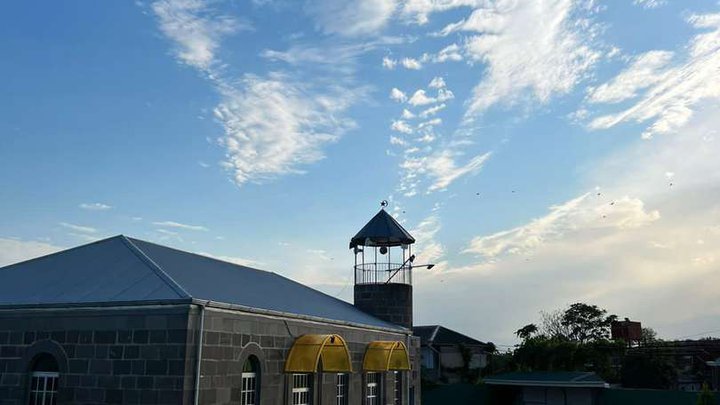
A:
151,0,365,186
304,0,397,37
59,222,97,234
0,238,62,267
588,13,720,139
79,202,112,211
152,221,208,231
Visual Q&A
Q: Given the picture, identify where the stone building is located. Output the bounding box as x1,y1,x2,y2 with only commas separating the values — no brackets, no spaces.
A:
0,209,422,404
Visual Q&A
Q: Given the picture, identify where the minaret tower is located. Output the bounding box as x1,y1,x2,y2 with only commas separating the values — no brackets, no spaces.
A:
350,202,418,329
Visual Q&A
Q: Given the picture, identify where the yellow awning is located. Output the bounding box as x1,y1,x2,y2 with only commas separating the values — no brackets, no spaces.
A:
284,334,353,373
362,341,411,371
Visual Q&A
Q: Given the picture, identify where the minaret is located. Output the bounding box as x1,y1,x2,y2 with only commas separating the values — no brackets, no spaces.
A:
350,202,416,329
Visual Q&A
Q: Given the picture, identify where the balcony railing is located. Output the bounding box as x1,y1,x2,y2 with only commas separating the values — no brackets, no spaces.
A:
354,262,412,285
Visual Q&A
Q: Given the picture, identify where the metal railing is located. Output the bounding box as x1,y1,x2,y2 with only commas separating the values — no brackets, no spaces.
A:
354,262,412,285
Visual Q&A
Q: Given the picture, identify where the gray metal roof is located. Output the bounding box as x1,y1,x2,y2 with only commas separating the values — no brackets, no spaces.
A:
0,235,403,331
349,209,415,248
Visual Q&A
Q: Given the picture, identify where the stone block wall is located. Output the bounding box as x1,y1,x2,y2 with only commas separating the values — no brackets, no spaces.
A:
0,305,194,404
195,306,421,405
353,284,413,329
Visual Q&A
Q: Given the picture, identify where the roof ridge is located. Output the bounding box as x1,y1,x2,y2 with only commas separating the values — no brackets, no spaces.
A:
120,236,191,299
429,325,440,342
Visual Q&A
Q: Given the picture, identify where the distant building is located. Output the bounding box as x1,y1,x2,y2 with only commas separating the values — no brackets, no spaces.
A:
611,318,642,344
484,371,608,405
413,325,488,384
630,339,720,391
0,208,424,405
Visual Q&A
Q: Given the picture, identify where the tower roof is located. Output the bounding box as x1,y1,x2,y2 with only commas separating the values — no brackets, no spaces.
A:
350,209,415,248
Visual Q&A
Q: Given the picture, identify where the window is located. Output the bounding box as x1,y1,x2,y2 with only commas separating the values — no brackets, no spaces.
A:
292,373,312,405
241,356,259,405
365,372,382,405
393,371,402,405
336,373,348,405
28,354,59,405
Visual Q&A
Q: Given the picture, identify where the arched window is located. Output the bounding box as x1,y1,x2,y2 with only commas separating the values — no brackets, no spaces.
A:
241,356,260,405
28,353,59,405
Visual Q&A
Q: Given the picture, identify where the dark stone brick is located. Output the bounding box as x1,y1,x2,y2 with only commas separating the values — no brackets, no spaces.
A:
124,345,140,359
140,345,159,359
8,332,22,344
156,376,178,389
98,375,121,389
64,374,81,388
149,330,166,344
80,375,97,387
167,329,186,344
75,387,92,401
23,331,36,344
139,389,157,404
95,345,109,359
136,376,153,389
106,389,123,404
0,331,8,344
0,373,19,386
36,331,50,340
232,334,242,346
89,388,105,402
50,330,66,343
66,330,79,344
125,389,141,404
0,345,18,357
62,344,76,358
76,345,94,358
260,335,273,348
117,330,133,344
219,332,232,345
146,359,167,375
95,330,116,344
205,331,219,345
69,359,88,373
89,359,112,375
78,330,93,344
113,360,132,375
109,345,123,359
168,360,185,376
131,360,145,375
133,330,149,344
158,389,183,404
121,375,136,390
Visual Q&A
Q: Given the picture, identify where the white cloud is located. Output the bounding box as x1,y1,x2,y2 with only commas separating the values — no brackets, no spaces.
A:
422,43,464,63
633,0,665,9
153,1,362,186
408,89,435,106
382,56,397,69
216,74,359,184
426,151,490,191
199,252,265,268
428,76,446,89
391,120,413,134
465,194,660,259
419,103,446,118
587,50,674,104
417,118,442,129
152,0,246,71
79,202,112,211
410,214,446,266
401,108,416,119
400,57,422,70
436,88,454,102
152,221,208,231
588,14,720,139
0,238,63,267
305,0,397,37
59,222,97,234
400,0,481,25
390,87,408,102
431,0,600,118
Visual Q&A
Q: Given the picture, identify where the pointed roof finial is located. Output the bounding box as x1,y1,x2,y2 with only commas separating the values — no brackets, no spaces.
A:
380,200,388,209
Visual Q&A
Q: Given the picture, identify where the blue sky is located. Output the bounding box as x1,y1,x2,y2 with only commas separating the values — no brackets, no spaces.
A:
3,0,720,346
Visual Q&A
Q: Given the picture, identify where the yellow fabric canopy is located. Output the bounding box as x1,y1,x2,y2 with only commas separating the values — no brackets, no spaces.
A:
362,341,411,371
284,334,353,373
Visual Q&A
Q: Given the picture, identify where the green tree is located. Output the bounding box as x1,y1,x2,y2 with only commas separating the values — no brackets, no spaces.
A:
621,353,676,389
515,324,539,340
640,327,659,345
561,303,617,343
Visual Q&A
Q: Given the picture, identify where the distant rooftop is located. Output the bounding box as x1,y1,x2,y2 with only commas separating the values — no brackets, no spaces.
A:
484,372,609,388
0,235,403,331
413,325,487,347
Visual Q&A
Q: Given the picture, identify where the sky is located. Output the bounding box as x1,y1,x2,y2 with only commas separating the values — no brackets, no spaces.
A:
2,0,720,347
